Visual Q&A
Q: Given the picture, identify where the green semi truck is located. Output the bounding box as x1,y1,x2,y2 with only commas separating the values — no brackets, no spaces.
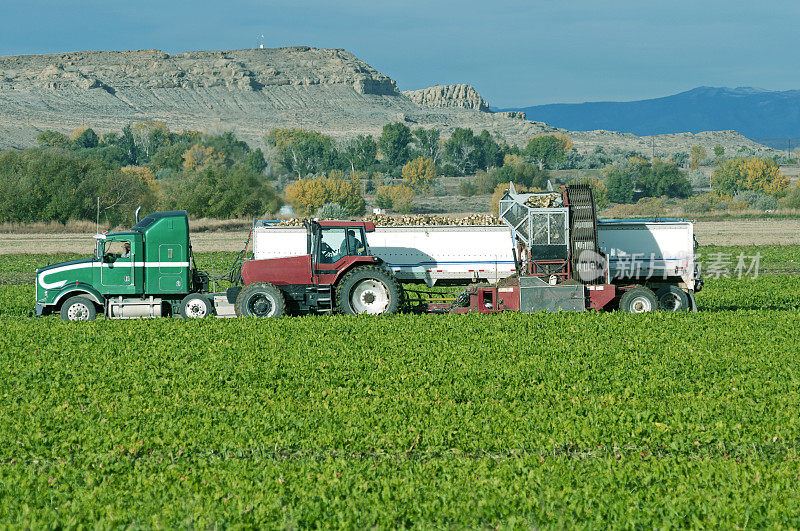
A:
35,210,218,320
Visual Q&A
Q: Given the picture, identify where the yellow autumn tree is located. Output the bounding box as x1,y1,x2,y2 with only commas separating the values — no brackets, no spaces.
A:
121,166,157,189
284,174,366,216
131,121,170,158
690,145,707,170
182,145,224,170
375,184,414,213
401,156,437,191
711,157,790,195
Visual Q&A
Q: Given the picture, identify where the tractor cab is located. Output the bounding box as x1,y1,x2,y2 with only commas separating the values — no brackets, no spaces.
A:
235,219,394,316
308,220,374,264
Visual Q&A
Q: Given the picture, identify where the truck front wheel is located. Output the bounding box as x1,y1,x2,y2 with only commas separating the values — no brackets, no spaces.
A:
179,293,214,319
234,282,285,317
336,266,402,315
60,296,98,322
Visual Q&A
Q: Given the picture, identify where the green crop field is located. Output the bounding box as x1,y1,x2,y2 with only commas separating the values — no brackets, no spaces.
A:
1,248,799,527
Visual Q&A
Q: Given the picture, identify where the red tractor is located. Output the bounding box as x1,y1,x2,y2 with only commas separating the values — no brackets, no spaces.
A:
229,220,403,317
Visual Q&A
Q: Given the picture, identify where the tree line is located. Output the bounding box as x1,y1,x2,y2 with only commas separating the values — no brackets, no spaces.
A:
1,121,798,225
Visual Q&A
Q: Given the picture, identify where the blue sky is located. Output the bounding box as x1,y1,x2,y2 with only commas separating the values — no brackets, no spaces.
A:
1,0,798,107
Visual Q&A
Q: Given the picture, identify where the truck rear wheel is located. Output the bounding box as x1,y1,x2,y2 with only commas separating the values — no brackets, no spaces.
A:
235,282,285,317
179,293,213,319
336,266,402,315
656,286,690,312
60,296,97,322
619,287,657,313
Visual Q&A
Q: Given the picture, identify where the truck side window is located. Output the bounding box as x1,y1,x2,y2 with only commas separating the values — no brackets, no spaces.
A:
104,240,132,262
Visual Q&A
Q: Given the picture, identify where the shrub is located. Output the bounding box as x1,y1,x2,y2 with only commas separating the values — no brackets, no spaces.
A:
779,185,800,209
284,174,366,216
734,191,779,211
458,179,478,197
316,202,350,219
375,184,414,213
687,170,710,189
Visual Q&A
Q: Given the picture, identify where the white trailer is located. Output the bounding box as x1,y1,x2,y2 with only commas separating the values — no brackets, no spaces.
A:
597,220,697,290
253,219,698,289
252,225,517,286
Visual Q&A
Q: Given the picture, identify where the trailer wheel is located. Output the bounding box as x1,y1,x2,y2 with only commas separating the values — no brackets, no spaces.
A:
179,293,214,319
656,286,690,312
336,266,402,315
235,282,285,317
619,287,657,313
60,296,97,322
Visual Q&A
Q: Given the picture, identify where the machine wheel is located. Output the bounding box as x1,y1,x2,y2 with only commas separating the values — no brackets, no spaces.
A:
60,296,97,322
656,286,690,312
619,287,657,314
179,293,214,319
336,266,402,315
234,282,285,317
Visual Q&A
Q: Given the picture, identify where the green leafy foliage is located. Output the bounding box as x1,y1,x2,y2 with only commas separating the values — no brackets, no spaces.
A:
2,250,800,525
378,122,413,167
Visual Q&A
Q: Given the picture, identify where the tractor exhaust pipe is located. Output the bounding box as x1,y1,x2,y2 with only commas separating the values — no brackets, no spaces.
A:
135,206,141,224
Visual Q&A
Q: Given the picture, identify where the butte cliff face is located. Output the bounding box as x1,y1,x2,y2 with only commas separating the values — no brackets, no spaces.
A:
0,47,771,155
402,84,490,112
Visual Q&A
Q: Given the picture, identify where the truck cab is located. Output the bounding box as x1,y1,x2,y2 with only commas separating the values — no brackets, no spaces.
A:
35,211,209,321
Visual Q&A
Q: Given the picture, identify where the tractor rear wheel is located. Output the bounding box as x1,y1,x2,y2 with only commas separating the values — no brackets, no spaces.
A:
656,286,690,312
234,282,285,317
336,266,402,315
619,287,657,313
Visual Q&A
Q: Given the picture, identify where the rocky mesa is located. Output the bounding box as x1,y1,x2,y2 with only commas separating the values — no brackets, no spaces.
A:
0,46,772,156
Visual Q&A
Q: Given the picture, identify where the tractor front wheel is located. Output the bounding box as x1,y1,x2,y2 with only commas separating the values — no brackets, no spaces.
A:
235,282,286,318
336,266,402,315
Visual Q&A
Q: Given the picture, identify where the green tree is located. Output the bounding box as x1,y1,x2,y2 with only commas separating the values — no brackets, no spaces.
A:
266,129,339,177
443,128,480,174
524,134,573,170
36,130,70,148
72,127,99,149
411,128,441,165
244,148,267,174
636,160,692,198
714,145,725,162
342,135,377,172
160,166,281,219
475,130,503,170
604,165,635,203
378,122,413,167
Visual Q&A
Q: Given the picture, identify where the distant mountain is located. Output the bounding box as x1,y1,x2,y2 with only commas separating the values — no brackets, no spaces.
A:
499,87,800,145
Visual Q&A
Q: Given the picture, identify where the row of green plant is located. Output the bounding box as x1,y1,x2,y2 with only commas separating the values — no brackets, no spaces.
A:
1,275,800,526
